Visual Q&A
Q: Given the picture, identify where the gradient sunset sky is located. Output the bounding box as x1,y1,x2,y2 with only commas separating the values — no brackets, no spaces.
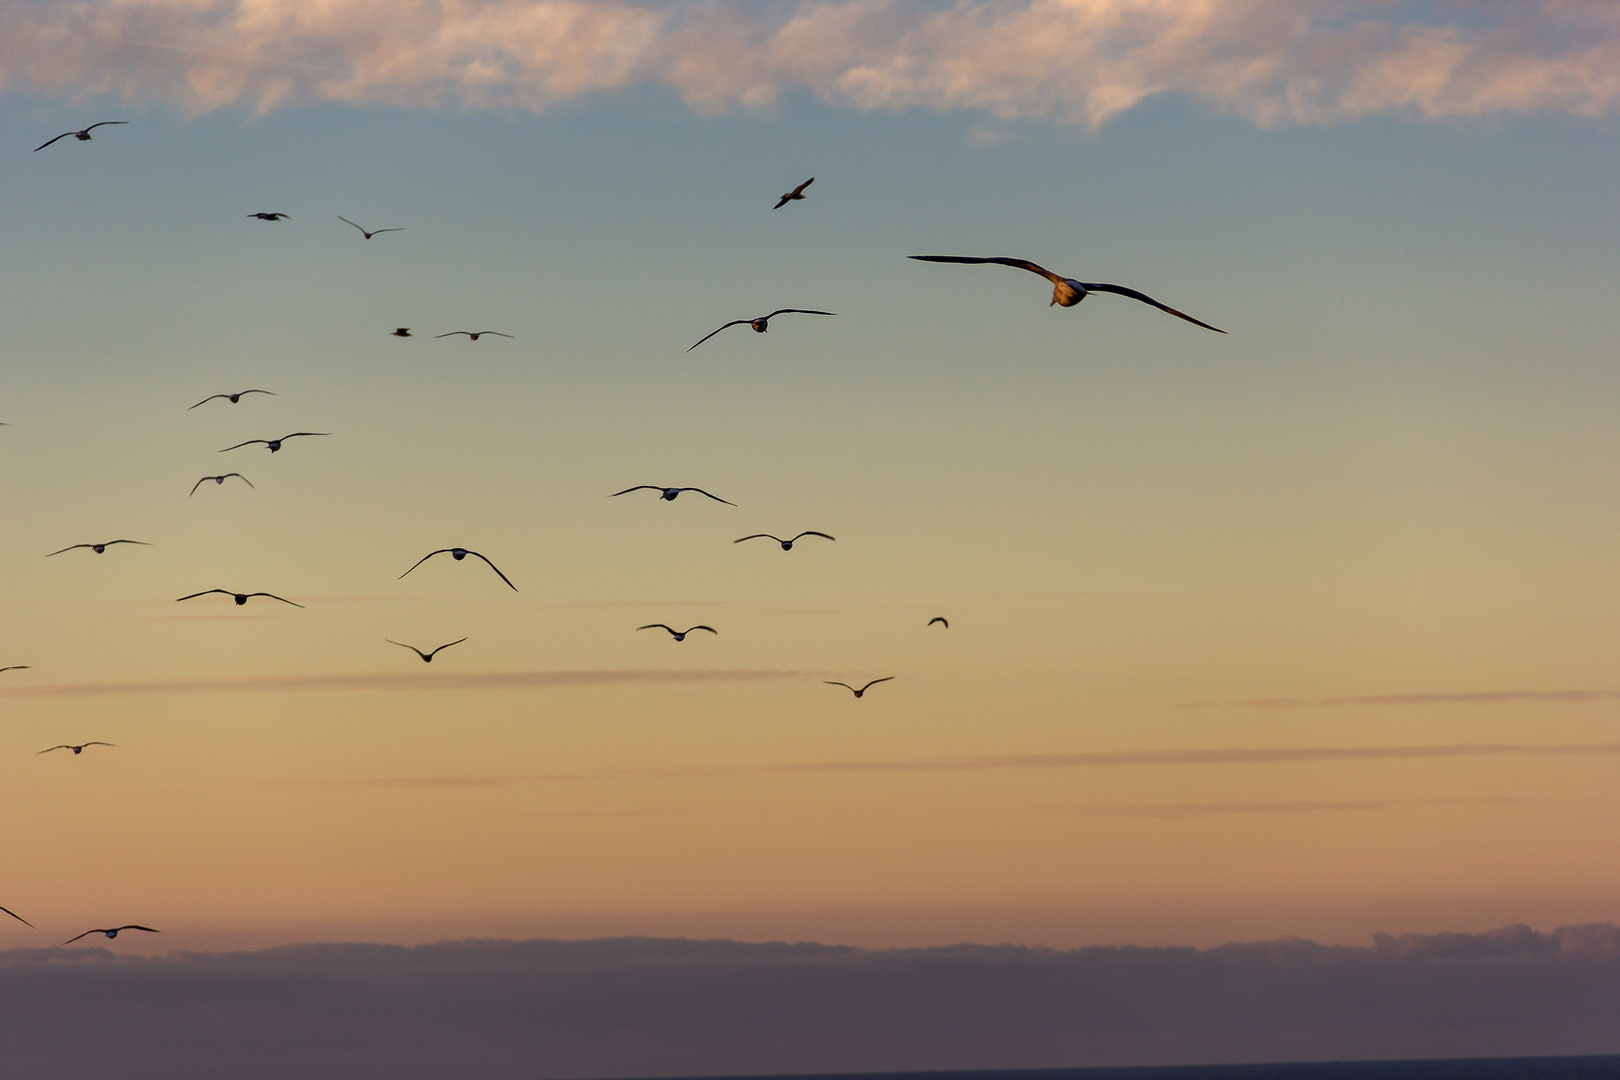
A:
2,0,1619,956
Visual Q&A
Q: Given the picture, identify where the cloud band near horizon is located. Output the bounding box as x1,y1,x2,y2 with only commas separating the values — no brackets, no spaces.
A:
3,924,1619,1078
3,1,1617,128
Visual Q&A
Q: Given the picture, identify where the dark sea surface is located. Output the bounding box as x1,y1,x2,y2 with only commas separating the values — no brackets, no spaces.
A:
658,1060,1620,1080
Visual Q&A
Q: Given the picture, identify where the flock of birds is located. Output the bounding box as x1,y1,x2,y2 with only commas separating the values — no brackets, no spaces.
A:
6,122,1225,944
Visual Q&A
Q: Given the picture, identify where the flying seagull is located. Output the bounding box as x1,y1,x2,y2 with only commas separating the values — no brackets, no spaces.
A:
46,540,148,557
638,624,717,642
928,617,949,628
338,216,403,240
391,328,412,337
248,213,290,221
190,473,255,495
62,926,160,945
435,331,513,341
688,309,836,352
388,638,468,663
611,485,736,506
189,389,275,409
399,549,517,591
176,589,303,607
0,906,31,928
826,677,895,698
39,742,116,755
34,122,128,151
734,531,835,551
219,432,328,453
773,177,813,209
0,666,29,674
906,256,1224,332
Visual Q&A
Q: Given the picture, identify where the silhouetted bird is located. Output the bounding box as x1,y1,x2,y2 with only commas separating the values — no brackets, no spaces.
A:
338,216,403,239
391,328,413,337
773,177,813,209
907,256,1224,332
190,473,255,495
435,331,512,341
247,213,289,221
928,617,949,628
0,666,29,674
826,677,895,698
0,906,30,928
34,122,128,151
638,624,716,642
734,531,835,551
388,638,468,663
689,309,836,351
219,432,328,453
39,742,116,755
611,485,735,506
399,549,517,591
46,540,148,557
176,589,303,607
62,926,160,945
190,390,275,409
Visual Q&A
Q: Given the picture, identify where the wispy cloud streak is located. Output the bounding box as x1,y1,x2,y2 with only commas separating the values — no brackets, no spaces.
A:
0,669,807,699
1046,796,1522,819
264,741,1620,791
1183,689,1620,708
1,2,1615,127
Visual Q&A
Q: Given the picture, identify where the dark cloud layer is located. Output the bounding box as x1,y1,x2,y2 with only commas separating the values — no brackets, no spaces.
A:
4,925,1620,1079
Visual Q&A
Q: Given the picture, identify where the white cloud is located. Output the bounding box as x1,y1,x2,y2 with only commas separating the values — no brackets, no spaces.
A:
1,1,1616,126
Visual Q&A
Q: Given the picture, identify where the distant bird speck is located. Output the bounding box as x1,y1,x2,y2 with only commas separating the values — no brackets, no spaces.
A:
190,474,255,495
388,638,467,663
34,122,128,151
189,389,275,409
247,213,290,221
826,677,895,698
688,309,836,352
773,177,813,209
638,624,717,642
734,531,835,551
176,589,303,608
611,486,735,506
62,926,160,945
219,432,328,453
339,216,403,239
928,617,949,628
435,331,513,341
39,742,116,755
46,540,148,557
391,328,412,337
399,549,517,592
907,256,1225,332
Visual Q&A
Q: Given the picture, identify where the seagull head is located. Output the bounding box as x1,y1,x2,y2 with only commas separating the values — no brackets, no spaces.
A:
1051,279,1087,307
